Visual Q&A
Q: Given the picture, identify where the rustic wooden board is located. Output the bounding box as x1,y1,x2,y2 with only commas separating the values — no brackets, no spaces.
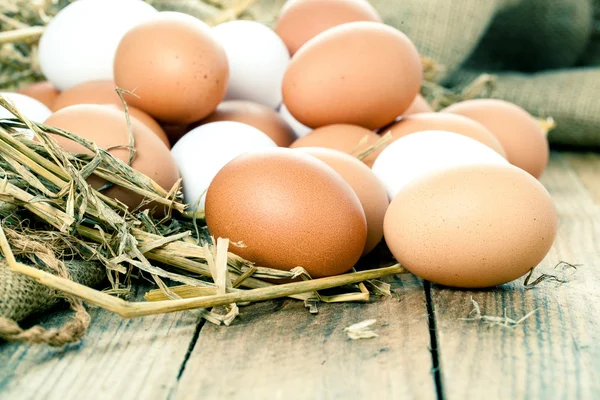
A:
0,287,200,400
174,273,437,400
431,152,600,399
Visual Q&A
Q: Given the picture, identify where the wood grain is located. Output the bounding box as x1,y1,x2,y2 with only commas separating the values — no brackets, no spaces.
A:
431,152,600,399
563,152,600,206
174,273,436,400
0,287,199,400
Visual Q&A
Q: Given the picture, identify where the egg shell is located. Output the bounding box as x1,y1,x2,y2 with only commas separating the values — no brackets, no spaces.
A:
295,147,388,255
212,21,290,109
114,12,229,124
0,92,52,123
279,103,312,138
383,113,507,157
290,124,381,167
50,80,170,148
17,81,60,109
282,22,422,129
170,121,277,209
384,163,558,288
402,94,433,116
372,130,509,199
442,99,549,178
205,149,367,278
275,0,381,55
44,104,180,213
38,0,158,90
199,100,296,147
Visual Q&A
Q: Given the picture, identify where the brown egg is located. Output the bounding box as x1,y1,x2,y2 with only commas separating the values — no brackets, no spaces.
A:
442,99,549,178
17,81,60,109
275,0,381,55
282,22,422,130
161,123,191,145
199,100,296,147
295,147,388,255
52,80,121,111
384,163,558,288
402,94,433,116
205,149,367,278
44,105,180,212
51,80,170,147
290,124,382,167
105,105,170,149
382,113,507,157
114,12,229,124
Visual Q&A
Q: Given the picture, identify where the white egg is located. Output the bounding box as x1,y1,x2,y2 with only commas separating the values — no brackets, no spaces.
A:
372,130,509,199
212,21,290,109
38,0,158,91
171,121,277,209
279,103,312,138
0,92,52,139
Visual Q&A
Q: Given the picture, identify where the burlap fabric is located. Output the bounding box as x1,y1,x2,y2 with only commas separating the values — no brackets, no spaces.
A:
369,0,600,147
0,260,105,322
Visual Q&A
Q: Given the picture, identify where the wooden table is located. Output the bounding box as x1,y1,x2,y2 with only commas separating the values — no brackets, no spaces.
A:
1,151,599,400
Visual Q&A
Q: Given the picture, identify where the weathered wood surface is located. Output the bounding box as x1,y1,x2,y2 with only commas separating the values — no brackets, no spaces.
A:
0,151,599,400
0,287,200,400
174,273,435,400
431,152,600,399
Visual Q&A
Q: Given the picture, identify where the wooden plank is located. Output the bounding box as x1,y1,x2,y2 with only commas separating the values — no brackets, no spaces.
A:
174,273,436,400
431,152,600,399
0,286,199,400
563,152,600,206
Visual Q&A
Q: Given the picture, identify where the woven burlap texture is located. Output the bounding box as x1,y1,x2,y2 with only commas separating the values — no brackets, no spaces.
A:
0,260,105,322
370,0,600,147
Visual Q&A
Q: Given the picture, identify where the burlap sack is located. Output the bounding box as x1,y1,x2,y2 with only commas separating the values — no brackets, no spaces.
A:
0,260,105,322
370,0,600,147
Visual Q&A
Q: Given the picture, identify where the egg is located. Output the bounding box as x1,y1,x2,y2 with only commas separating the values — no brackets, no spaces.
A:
44,105,180,212
170,121,277,209
199,100,296,147
38,0,158,90
205,149,367,278
279,103,312,138
290,124,382,167
384,163,558,288
17,82,60,109
372,130,508,199
50,80,170,148
114,12,229,124
402,94,433,116
212,21,290,109
276,0,381,55
442,99,549,178
295,147,388,255
282,22,422,129
0,92,52,134
383,113,506,157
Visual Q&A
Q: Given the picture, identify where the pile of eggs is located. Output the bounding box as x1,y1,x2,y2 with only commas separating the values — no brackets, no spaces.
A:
6,0,558,289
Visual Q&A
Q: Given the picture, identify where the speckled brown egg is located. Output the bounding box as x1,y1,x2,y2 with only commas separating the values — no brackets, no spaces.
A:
44,104,180,212
205,149,367,278
114,12,229,124
282,22,422,130
289,124,382,167
384,163,558,288
382,113,507,157
18,81,60,109
275,0,381,55
442,99,549,178
402,94,433,116
198,100,296,146
51,80,170,147
295,147,388,255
